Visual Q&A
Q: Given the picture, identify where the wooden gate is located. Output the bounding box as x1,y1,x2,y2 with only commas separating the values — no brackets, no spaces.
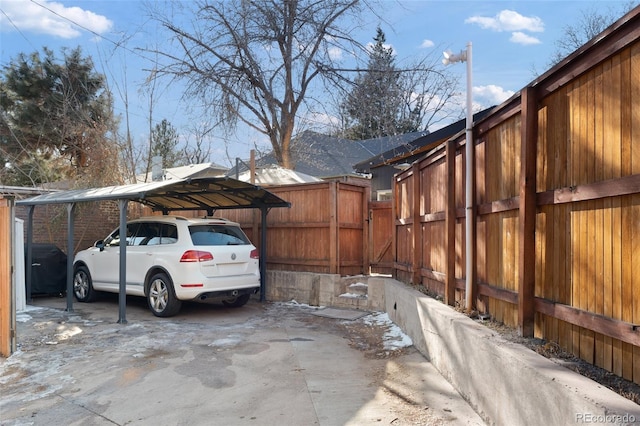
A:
369,200,393,275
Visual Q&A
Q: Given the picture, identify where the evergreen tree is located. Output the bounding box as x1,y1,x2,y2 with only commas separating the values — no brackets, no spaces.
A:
0,47,118,186
341,28,419,140
150,119,182,169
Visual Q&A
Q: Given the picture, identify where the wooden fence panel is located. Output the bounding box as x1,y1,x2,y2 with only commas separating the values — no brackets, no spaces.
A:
394,171,414,283
419,156,449,294
476,116,522,327
194,180,370,275
532,45,639,382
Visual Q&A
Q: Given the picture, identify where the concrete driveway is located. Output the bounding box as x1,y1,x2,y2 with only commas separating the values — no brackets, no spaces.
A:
1,295,484,425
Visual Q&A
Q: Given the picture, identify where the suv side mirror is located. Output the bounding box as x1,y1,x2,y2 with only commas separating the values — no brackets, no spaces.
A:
95,240,105,251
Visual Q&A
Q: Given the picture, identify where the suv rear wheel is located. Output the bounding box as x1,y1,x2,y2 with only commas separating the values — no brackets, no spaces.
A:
147,272,182,317
222,294,250,308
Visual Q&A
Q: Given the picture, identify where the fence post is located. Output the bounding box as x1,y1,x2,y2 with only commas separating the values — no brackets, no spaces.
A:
329,181,338,274
391,179,397,280
412,163,422,285
363,185,371,274
518,86,538,337
445,140,457,305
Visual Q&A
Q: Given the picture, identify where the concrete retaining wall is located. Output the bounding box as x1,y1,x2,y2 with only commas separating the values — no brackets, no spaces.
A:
382,279,640,426
265,270,384,311
265,271,640,425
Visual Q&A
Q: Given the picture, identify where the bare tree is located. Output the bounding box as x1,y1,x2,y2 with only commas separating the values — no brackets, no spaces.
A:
147,0,367,169
548,2,638,66
398,58,460,131
96,38,141,184
183,121,215,165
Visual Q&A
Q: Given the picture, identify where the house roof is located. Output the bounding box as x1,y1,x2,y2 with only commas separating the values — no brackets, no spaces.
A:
354,107,495,173
234,130,426,178
134,162,228,183
0,186,57,197
16,177,290,213
234,165,321,185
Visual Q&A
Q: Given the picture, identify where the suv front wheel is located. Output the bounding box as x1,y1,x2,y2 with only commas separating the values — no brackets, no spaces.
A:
73,265,97,302
147,272,182,317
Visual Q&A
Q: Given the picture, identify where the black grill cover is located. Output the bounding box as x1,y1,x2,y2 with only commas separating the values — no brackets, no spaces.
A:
27,244,67,295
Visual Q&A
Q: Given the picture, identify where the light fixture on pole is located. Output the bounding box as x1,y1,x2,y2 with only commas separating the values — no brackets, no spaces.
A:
443,42,474,312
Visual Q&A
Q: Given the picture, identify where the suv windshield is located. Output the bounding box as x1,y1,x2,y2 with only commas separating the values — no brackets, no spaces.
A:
188,224,250,246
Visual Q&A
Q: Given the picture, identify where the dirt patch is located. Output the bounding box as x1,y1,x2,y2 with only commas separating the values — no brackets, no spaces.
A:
298,308,412,359
340,316,413,359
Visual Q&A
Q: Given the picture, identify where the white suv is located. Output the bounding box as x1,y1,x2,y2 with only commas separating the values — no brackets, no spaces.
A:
72,216,260,317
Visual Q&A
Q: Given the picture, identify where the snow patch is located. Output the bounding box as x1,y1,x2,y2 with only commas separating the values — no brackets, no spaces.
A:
339,293,367,299
363,312,413,350
281,300,325,310
348,282,368,288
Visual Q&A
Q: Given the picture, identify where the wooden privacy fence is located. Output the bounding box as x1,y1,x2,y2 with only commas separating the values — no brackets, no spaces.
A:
150,179,374,276
394,12,639,384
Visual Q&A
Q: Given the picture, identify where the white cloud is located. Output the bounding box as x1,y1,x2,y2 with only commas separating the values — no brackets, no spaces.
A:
300,111,340,132
473,85,515,106
0,0,112,39
420,39,434,49
510,31,541,45
465,9,544,33
328,46,343,60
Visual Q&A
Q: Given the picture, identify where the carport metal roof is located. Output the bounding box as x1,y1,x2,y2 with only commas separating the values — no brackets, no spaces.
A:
17,177,290,323
16,177,291,212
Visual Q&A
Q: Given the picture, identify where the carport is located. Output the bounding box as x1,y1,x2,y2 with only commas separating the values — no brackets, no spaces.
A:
16,177,290,323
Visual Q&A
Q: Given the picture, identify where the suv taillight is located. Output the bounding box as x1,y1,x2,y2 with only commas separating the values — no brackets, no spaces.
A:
180,250,214,262
250,249,259,259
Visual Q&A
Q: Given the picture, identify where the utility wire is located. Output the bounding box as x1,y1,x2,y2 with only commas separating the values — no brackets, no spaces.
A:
28,0,159,64
0,7,37,52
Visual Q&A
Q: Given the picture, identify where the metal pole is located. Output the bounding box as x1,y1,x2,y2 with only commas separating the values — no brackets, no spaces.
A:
25,206,34,303
259,207,268,302
117,199,128,324
464,42,474,311
65,203,75,312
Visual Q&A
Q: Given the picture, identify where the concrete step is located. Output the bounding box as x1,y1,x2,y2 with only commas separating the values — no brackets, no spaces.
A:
345,282,368,297
334,282,369,310
334,293,369,310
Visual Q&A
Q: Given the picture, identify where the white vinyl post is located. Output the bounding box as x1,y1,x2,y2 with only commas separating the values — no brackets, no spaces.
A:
464,42,474,311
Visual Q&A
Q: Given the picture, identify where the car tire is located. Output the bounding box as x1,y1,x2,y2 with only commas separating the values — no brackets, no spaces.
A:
73,265,97,302
147,272,182,317
222,294,251,308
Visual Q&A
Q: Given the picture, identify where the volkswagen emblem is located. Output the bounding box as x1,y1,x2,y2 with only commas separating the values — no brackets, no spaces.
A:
231,253,236,260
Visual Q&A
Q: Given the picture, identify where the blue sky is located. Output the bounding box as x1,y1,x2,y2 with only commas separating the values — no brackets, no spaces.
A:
0,0,631,167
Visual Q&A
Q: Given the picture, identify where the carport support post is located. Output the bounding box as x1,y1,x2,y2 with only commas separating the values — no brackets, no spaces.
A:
25,206,34,303
259,207,268,302
118,199,128,324
65,203,75,312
